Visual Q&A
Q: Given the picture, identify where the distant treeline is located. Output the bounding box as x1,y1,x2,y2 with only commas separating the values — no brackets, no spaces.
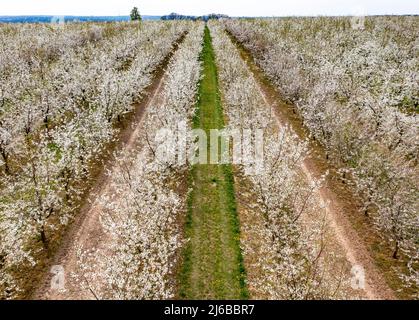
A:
161,13,229,21
0,15,161,23
0,14,230,24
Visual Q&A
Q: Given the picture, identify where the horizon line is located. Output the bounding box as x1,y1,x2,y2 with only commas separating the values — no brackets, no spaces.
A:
1,13,418,18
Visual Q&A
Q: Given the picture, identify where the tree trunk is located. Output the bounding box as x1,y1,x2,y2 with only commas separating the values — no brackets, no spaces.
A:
5,163,9,175
3,157,10,175
44,115,49,130
1,149,10,175
392,241,399,259
40,226,48,249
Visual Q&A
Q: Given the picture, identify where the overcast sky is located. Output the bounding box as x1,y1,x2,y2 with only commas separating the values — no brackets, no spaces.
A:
1,0,418,17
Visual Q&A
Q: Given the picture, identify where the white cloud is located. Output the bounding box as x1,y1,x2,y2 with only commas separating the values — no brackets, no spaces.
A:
0,0,418,16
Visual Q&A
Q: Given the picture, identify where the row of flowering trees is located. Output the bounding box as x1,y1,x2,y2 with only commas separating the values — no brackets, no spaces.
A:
209,22,352,299
224,16,418,296
73,24,204,299
0,21,191,299
0,22,188,173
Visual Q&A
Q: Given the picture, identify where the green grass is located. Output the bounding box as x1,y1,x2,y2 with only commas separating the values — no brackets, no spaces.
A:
178,26,248,300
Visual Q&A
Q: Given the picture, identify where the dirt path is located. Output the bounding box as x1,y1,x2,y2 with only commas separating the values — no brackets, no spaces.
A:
177,27,247,300
32,38,183,300
231,34,395,300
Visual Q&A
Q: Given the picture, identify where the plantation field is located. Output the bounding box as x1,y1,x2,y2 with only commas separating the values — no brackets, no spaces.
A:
0,17,417,300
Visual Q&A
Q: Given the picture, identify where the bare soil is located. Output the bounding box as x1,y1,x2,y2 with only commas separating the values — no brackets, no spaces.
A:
232,35,395,300
32,36,184,300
